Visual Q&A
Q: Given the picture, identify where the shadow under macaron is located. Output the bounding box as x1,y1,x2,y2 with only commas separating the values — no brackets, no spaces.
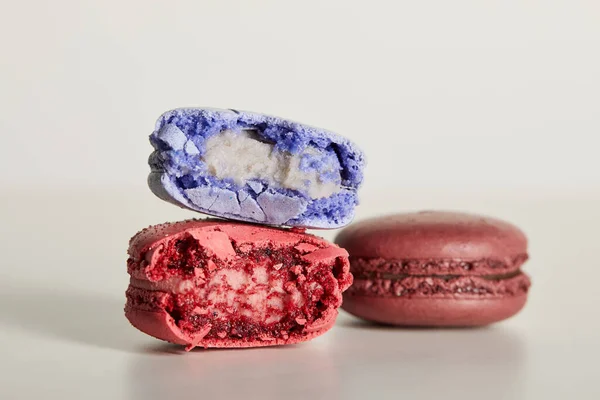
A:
338,314,504,330
341,316,437,330
0,279,145,354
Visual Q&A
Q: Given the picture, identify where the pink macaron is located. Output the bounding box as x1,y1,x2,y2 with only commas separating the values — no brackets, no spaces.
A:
125,219,352,350
335,211,531,326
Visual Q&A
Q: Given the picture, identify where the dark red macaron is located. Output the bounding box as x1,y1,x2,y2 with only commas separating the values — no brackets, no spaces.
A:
335,211,531,326
125,219,353,350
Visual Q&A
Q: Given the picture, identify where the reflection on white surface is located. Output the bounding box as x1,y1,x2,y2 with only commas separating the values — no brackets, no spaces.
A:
128,342,339,400
123,314,525,400
334,316,526,398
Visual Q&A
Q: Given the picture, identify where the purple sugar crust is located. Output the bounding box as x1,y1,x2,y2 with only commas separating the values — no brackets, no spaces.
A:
148,108,365,229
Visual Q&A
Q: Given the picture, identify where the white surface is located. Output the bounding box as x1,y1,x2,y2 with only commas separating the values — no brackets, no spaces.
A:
1,188,600,399
1,1,599,191
1,1,599,399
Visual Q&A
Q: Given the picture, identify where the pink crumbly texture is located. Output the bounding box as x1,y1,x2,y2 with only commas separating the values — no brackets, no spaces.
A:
125,219,352,350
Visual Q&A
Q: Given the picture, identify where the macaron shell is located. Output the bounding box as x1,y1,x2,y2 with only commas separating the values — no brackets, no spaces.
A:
128,218,344,261
125,304,338,349
342,294,528,326
335,211,528,260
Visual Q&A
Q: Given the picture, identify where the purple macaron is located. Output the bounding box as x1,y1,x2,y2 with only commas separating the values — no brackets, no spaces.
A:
148,108,365,229
335,211,531,326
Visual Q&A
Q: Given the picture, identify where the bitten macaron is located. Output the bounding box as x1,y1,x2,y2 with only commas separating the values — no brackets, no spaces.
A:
335,211,531,326
148,108,365,228
126,219,353,350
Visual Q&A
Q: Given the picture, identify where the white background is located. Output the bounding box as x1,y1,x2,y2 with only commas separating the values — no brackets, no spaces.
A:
0,1,599,399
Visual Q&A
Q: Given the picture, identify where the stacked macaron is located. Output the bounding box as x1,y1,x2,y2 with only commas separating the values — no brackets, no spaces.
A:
126,108,533,350
125,108,364,350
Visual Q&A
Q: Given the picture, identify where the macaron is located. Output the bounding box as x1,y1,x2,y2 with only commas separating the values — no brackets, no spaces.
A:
148,108,366,229
335,211,531,326
125,219,353,350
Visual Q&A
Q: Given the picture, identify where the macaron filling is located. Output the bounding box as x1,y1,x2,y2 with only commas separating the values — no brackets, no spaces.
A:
347,254,529,276
347,257,530,298
126,229,351,347
203,129,342,199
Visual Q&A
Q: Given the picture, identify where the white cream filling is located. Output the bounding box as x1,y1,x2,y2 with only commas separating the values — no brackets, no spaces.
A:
198,267,307,324
202,130,341,198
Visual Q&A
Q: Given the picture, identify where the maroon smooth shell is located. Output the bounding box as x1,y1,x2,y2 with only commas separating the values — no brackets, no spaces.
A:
335,211,528,260
342,294,528,327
